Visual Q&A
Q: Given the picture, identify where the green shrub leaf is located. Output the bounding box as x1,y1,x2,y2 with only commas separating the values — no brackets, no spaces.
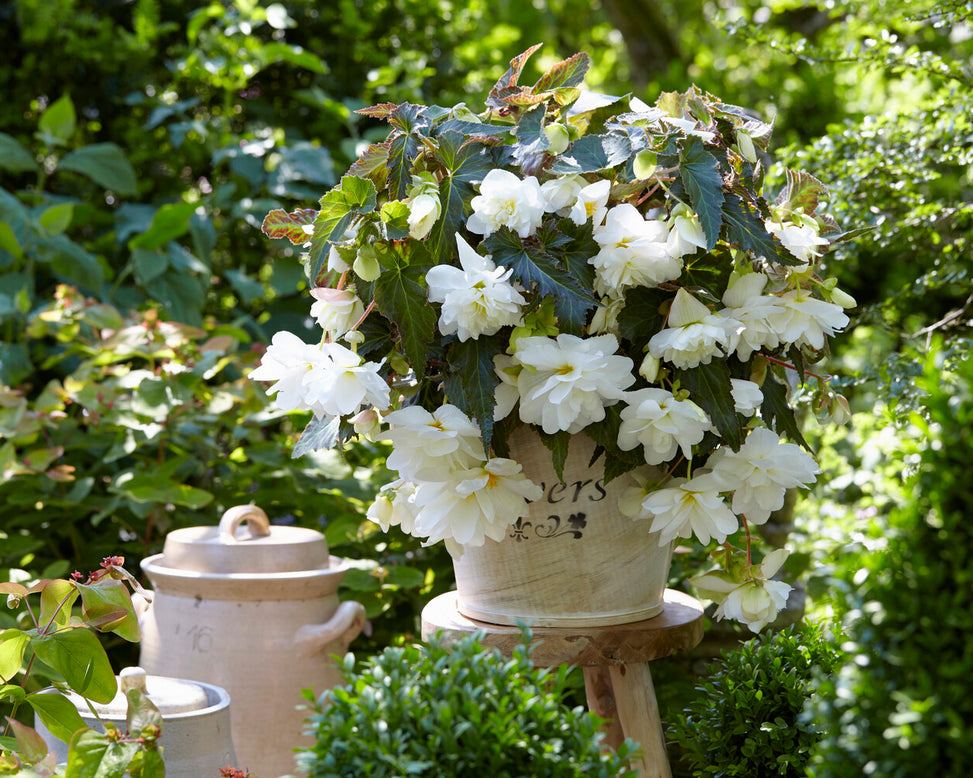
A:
58,144,138,196
27,691,88,745
31,628,117,703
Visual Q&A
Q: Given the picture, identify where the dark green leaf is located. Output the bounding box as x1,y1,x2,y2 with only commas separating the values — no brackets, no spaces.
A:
384,565,427,589
618,287,670,352
435,120,512,138
582,408,643,484
58,144,137,196
0,133,39,173
484,229,597,334
132,248,168,285
426,134,491,263
292,415,340,458
443,336,505,452
537,430,571,482
678,136,724,250
27,691,88,745
675,361,743,450
760,372,809,449
373,243,437,372
513,104,549,162
31,628,117,704
387,132,419,200
388,103,425,136
551,135,608,174
722,192,795,265
306,175,378,283
39,234,105,290
532,52,590,93
436,132,492,183
115,477,214,508
380,200,411,241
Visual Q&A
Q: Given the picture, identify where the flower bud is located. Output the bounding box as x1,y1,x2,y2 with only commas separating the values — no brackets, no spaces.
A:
830,286,857,309
638,353,660,383
350,408,382,441
353,246,381,282
407,193,441,239
7,593,22,609
543,123,571,155
736,130,758,164
633,149,658,180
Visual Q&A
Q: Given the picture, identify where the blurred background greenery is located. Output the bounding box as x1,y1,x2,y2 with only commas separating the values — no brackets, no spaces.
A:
1,0,970,774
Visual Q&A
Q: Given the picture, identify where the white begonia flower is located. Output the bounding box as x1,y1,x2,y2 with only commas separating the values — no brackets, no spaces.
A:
640,472,739,546
513,333,636,434
467,169,546,238
769,288,850,351
249,332,389,420
693,549,792,632
492,354,520,421
408,193,442,239
590,203,680,295
707,427,820,524
638,352,661,383
649,288,739,369
383,404,484,482
730,379,763,417
327,221,359,273
569,179,611,228
617,388,711,466
766,212,830,265
411,458,542,547
717,271,786,361
367,478,419,535
309,287,365,337
349,408,382,441
665,203,708,259
541,174,586,215
589,295,625,336
425,234,527,342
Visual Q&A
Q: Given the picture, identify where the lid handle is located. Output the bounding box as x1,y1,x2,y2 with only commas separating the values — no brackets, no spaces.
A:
219,505,272,543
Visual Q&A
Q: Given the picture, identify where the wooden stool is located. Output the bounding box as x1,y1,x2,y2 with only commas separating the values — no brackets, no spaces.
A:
421,588,704,778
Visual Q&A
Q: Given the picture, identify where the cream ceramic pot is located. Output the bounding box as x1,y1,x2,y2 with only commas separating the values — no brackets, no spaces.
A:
137,505,365,778
35,666,235,777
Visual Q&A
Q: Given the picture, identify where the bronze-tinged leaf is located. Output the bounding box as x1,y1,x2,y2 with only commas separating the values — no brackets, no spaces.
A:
261,208,316,245
347,142,390,188
487,44,544,108
776,168,828,215
533,52,590,94
354,103,399,119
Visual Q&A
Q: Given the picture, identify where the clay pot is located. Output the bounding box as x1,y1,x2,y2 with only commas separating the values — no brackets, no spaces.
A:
452,427,673,627
35,667,235,777
137,505,365,778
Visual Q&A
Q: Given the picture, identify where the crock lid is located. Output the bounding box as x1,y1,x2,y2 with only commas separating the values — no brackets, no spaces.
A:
158,505,331,575
70,667,210,718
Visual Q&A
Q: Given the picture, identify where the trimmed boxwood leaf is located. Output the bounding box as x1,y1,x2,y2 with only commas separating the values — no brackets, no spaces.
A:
675,361,743,450
678,136,724,250
443,335,505,452
306,175,377,284
31,628,117,704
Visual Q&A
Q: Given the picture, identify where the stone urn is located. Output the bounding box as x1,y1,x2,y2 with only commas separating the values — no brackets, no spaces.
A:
136,505,366,778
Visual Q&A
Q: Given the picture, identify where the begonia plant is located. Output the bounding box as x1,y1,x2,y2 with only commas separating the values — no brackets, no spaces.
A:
252,46,855,631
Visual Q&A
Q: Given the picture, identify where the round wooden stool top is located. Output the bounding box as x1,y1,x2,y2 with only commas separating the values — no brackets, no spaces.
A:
421,588,704,667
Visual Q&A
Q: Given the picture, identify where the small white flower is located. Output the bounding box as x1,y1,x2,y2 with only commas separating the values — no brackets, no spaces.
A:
649,288,737,369
309,287,365,337
638,352,660,383
367,479,419,534
569,179,611,228
766,213,829,264
411,458,542,546
665,203,708,259
408,193,442,239
467,169,546,238
589,295,625,336
694,549,792,632
770,288,849,351
492,354,520,421
640,472,739,546
383,404,484,481
617,388,711,465
590,204,680,294
513,333,635,434
730,379,763,417
707,428,820,523
249,330,326,413
326,222,359,273
425,234,527,342
541,174,586,214
717,272,786,361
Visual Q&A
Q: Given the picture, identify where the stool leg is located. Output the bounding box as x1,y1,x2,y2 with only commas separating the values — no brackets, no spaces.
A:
583,666,625,749
608,663,672,778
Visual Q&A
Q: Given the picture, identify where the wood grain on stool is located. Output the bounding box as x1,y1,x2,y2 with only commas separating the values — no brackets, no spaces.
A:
421,589,704,778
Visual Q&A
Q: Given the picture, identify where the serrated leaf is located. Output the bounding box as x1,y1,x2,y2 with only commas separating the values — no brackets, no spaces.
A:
678,136,724,250
484,229,597,333
31,628,117,704
387,103,425,135
39,95,76,143
674,362,743,450
617,287,670,352
0,132,39,173
373,243,437,372
387,132,419,200
306,175,378,284
443,336,504,452
425,134,491,263
487,44,543,109
347,142,390,187
435,119,512,139
27,691,88,745
512,103,549,164
355,103,399,119
58,144,137,196
380,200,411,240
537,429,571,482
533,52,590,93
551,134,609,174
292,415,340,458
580,410,643,484
722,192,795,265
760,372,809,449
503,90,550,108
777,169,827,215
261,208,316,244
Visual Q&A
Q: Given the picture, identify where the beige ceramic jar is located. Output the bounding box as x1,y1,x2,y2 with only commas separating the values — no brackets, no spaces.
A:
137,505,365,778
